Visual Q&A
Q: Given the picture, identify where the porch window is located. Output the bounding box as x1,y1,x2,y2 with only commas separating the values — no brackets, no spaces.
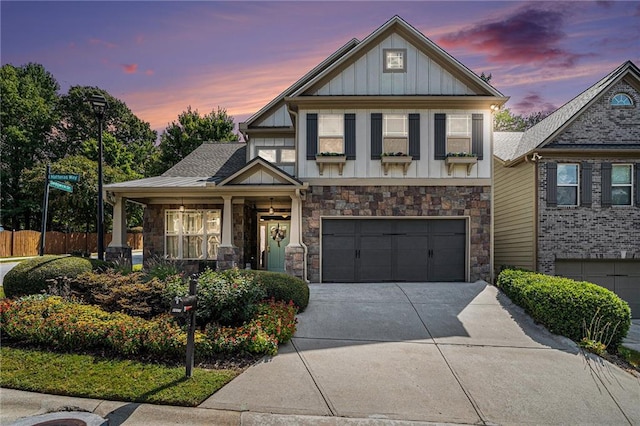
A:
165,209,221,259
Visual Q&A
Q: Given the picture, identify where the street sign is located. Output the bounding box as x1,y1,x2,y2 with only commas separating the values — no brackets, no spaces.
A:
49,173,80,183
49,181,73,193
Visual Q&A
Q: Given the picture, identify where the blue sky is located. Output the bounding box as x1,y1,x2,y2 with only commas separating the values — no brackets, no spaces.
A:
2,1,639,134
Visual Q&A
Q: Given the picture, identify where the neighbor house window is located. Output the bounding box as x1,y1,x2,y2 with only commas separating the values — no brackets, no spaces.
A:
318,114,344,154
257,148,296,175
611,93,633,106
165,209,221,259
612,164,633,205
557,164,579,206
447,114,472,154
383,49,406,72
383,114,408,154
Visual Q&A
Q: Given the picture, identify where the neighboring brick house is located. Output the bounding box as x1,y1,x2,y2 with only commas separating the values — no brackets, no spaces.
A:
494,61,640,317
105,15,507,283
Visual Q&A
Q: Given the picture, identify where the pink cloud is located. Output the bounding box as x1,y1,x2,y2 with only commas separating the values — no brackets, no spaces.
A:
438,5,586,68
145,69,154,76
512,93,557,115
89,38,117,49
122,63,138,74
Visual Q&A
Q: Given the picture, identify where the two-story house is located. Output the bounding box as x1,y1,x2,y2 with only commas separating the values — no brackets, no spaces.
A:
493,61,640,317
105,16,507,283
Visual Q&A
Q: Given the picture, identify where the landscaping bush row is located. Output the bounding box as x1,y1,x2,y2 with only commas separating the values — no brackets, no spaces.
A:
496,269,631,350
0,296,297,359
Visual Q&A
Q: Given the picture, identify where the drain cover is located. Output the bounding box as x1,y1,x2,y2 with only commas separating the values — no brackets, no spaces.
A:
8,412,107,426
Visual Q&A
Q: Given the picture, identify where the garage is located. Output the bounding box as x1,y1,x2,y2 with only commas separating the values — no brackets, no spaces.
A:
555,260,640,319
321,219,466,283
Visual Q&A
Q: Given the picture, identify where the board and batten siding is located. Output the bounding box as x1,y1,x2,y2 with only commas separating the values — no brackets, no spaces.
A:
493,159,536,272
313,34,475,96
298,109,491,179
253,104,293,127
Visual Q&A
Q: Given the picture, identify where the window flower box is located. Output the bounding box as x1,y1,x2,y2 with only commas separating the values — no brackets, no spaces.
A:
381,153,412,175
315,153,347,175
445,153,477,176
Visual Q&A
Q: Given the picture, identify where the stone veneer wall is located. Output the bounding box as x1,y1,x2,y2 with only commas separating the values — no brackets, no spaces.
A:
302,185,491,283
537,159,640,275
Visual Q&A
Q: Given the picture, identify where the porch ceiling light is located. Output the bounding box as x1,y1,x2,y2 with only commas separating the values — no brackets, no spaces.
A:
269,198,274,215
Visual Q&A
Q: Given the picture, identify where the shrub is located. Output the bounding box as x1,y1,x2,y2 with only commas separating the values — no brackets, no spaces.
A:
145,255,184,281
3,256,92,298
48,270,169,319
496,269,631,350
239,270,309,311
195,269,266,327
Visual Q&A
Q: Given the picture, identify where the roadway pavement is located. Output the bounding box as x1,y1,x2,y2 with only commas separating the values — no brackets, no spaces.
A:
2,282,638,425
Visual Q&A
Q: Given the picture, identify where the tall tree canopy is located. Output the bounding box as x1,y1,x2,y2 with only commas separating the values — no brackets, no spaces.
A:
494,108,549,132
1,63,60,230
152,106,239,175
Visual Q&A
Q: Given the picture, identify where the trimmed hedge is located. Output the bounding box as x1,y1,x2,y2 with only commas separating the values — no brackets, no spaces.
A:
239,270,310,311
3,256,93,298
496,269,631,350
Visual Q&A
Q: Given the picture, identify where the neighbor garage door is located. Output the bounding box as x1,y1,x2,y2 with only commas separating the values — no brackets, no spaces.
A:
322,219,465,283
555,260,640,319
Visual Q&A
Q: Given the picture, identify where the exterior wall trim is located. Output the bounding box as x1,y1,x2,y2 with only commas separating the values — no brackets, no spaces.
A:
304,178,491,186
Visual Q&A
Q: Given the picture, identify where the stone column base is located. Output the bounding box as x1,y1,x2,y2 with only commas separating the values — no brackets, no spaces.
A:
285,245,305,280
217,246,240,271
106,246,132,269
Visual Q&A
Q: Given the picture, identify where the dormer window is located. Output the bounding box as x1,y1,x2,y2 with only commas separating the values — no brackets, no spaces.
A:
611,93,633,106
383,49,406,73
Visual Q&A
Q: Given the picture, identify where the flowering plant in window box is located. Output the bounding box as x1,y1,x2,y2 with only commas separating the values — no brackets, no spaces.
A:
445,152,477,175
315,153,346,175
381,152,412,175
381,152,409,157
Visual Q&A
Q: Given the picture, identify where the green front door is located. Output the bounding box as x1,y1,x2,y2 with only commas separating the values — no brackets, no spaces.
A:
267,221,289,273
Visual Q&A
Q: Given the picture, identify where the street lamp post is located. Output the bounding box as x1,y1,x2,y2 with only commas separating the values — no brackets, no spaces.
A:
88,94,109,261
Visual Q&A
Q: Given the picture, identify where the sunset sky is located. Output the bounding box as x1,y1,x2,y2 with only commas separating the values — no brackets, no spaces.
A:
2,1,639,135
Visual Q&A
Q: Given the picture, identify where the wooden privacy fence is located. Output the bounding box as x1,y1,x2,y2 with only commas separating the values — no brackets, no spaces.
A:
0,230,143,257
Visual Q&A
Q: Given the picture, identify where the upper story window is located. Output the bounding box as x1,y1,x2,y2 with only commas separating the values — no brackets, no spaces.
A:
557,164,579,206
447,114,472,154
611,93,633,107
257,148,296,175
383,49,407,73
383,114,408,154
165,209,220,260
612,164,633,205
318,114,344,154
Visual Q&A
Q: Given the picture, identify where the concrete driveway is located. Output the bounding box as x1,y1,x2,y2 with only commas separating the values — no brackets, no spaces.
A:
202,281,640,425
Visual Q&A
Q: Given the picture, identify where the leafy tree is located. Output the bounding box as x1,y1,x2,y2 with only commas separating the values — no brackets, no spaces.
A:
152,106,239,175
54,86,158,176
493,108,548,132
22,156,142,233
0,63,60,230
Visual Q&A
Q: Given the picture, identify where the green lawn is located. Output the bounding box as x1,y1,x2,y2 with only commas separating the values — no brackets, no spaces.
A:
0,347,240,406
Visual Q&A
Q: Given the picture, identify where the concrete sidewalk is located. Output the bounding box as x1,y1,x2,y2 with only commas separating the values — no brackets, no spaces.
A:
202,282,640,425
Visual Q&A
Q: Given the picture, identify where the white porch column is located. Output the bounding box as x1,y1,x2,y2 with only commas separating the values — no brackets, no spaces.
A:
288,193,301,247
220,195,234,247
109,196,128,247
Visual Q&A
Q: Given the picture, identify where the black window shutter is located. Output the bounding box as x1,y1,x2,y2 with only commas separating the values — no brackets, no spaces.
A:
635,164,640,207
371,113,382,160
306,113,318,160
601,162,612,207
434,113,446,160
345,113,356,160
408,113,420,159
472,114,483,160
580,162,592,207
546,162,557,207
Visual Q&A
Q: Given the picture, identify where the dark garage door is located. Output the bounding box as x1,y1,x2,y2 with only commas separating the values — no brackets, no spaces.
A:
322,219,465,283
555,260,640,319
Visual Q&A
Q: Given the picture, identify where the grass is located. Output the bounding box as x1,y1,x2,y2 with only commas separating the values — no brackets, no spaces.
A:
0,346,240,406
618,346,640,369
0,286,4,299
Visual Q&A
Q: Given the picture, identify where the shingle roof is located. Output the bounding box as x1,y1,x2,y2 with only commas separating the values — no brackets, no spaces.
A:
494,132,524,162
162,142,247,179
501,61,639,163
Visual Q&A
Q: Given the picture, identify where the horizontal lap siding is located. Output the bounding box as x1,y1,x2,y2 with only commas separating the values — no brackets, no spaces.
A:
494,159,536,272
